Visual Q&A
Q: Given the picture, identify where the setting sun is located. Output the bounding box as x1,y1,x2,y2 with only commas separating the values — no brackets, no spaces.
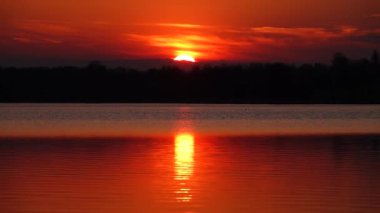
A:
174,54,196,63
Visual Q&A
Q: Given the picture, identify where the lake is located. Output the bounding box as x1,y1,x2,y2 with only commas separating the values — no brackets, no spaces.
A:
0,104,380,212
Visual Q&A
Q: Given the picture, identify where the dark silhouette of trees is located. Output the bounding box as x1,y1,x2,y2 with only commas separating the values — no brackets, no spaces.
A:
0,52,379,103
332,52,349,67
372,50,379,65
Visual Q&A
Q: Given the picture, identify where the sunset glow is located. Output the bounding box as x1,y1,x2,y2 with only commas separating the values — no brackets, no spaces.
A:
1,0,379,65
174,54,196,62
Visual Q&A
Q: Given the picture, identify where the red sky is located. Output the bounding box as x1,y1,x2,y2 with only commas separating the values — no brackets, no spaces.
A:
1,0,379,65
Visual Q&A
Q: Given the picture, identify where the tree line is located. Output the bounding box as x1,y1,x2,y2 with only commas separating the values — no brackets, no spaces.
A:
0,51,379,103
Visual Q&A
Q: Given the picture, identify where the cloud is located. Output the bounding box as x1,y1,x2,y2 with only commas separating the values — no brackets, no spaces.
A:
12,34,63,44
124,30,251,59
246,26,380,49
240,26,380,61
348,33,380,45
12,37,33,43
2,20,81,45
16,20,77,36
1,19,123,60
2,20,379,63
250,26,360,40
156,23,208,29
123,24,380,61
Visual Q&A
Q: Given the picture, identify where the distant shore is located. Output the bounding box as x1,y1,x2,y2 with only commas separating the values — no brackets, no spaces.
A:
1,53,379,104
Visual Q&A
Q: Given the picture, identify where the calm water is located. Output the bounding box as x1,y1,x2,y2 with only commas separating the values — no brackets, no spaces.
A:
0,104,380,212
1,104,380,137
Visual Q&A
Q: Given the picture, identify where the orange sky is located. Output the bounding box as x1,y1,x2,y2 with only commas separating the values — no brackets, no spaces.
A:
1,0,379,65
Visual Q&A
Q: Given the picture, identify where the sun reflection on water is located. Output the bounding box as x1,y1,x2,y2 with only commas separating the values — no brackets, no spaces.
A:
174,133,194,202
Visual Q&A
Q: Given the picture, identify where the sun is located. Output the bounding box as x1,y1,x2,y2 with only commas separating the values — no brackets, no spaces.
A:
174,54,196,63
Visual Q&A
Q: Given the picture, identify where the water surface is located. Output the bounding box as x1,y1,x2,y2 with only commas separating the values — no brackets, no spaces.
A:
0,104,379,137
1,135,379,213
0,104,379,212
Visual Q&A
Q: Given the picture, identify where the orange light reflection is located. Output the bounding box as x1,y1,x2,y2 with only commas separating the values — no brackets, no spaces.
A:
174,133,194,203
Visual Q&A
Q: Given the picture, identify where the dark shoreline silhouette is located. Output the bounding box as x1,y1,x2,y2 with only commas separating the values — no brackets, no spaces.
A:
1,52,379,104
